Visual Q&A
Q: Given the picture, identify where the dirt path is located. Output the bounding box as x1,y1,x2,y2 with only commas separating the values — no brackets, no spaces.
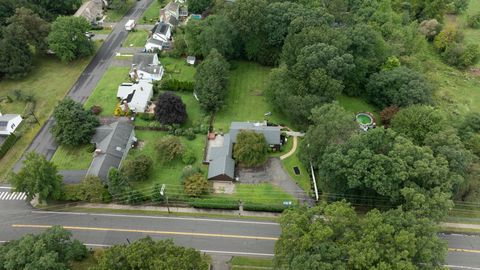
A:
280,136,297,160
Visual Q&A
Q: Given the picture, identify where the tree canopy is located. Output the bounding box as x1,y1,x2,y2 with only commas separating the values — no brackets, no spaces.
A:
154,91,188,125
9,152,63,202
52,98,99,146
233,130,269,167
187,0,212,14
48,16,94,62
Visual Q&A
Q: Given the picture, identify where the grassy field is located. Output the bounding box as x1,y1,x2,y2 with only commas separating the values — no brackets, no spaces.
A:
124,30,149,47
231,256,273,270
84,67,131,116
50,144,94,170
142,0,162,23
161,57,197,82
105,0,135,22
214,61,292,132
281,139,311,194
0,55,94,181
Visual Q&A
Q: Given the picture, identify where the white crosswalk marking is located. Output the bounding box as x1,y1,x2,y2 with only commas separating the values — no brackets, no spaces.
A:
0,192,27,201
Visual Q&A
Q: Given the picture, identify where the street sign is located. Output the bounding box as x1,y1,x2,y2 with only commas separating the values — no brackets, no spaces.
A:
160,184,165,196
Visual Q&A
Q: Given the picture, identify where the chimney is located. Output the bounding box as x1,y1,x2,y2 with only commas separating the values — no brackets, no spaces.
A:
133,68,139,82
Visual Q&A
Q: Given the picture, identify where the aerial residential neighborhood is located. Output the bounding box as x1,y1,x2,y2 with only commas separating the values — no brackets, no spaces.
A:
1,0,480,269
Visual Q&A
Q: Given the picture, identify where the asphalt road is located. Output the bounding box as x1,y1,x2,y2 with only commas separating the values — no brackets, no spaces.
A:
12,0,152,172
0,195,479,269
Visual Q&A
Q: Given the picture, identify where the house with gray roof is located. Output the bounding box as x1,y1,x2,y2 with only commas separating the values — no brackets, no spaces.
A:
117,81,153,113
74,0,106,25
206,122,281,181
151,22,172,43
86,121,135,181
0,113,22,136
130,53,164,82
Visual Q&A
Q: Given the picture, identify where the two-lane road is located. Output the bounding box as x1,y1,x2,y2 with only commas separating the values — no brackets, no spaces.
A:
13,0,153,170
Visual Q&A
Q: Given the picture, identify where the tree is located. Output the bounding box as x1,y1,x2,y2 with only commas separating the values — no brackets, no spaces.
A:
107,168,129,199
274,202,447,270
48,16,94,62
109,0,129,12
300,103,357,167
9,152,63,202
154,92,187,125
52,98,99,146
233,130,268,167
419,19,442,40
365,66,433,108
91,237,209,270
0,226,87,270
194,49,229,112
380,105,400,128
79,175,109,203
434,25,463,52
155,135,184,162
0,24,32,78
184,172,210,197
188,0,212,14
33,0,82,16
391,105,446,145
121,155,153,182
7,7,50,51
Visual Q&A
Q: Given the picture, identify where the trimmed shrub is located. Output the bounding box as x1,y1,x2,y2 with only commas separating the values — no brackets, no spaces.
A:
188,198,239,210
243,203,287,212
62,184,83,201
90,105,102,115
182,149,197,165
183,173,210,197
184,128,196,140
160,79,195,92
0,134,17,159
181,165,202,180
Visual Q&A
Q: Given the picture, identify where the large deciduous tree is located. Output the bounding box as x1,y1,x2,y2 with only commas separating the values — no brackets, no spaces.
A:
52,98,99,146
91,237,209,270
121,155,153,182
7,7,50,51
0,226,87,270
154,91,187,125
194,49,229,112
187,0,212,14
183,172,210,197
48,16,94,62
0,23,32,78
365,66,433,108
275,202,447,270
9,152,63,202
155,136,184,162
233,130,268,167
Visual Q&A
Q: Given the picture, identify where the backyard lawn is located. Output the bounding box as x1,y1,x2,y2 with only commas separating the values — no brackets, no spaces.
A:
51,144,94,170
281,139,311,194
142,0,163,23
337,95,381,123
0,54,94,181
84,67,131,116
124,30,149,47
214,61,292,132
161,57,196,82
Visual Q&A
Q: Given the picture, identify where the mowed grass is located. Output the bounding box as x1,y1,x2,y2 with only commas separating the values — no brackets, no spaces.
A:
124,30,149,47
0,55,93,181
84,67,131,116
161,57,196,82
281,139,311,194
50,144,94,170
231,257,273,270
214,61,292,132
142,0,162,22
337,95,380,123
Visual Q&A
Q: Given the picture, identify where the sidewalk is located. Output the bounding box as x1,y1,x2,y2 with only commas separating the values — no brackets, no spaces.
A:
442,222,480,230
78,203,282,218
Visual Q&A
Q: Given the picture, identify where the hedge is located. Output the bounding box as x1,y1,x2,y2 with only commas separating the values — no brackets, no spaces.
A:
160,79,195,92
0,134,17,159
188,198,239,210
242,202,287,213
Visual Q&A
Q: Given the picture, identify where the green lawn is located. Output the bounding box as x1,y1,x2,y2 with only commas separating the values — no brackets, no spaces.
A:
51,144,94,170
231,257,273,270
92,28,113,35
142,0,162,23
337,95,381,123
161,57,197,82
84,67,131,116
214,61,293,132
281,139,311,194
105,0,135,22
124,30,149,47
0,54,94,181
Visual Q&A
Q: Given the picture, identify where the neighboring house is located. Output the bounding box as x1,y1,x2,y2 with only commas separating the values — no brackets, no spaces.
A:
74,0,106,25
179,6,188,17
130,53,164,82
151,23,172,43
160,2,180,28
0,113,22,136
145,38,164,51
206,122,282,181
86,120,135,181
117,81,153,113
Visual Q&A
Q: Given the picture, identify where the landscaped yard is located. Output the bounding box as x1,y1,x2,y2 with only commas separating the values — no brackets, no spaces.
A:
161,57,197,82
0,54,94,181
281,139,311,194
51,144,94,170
214,61,292,132
84,67,131,116
124,30,149,47
142,0,163,23
105,0,135,22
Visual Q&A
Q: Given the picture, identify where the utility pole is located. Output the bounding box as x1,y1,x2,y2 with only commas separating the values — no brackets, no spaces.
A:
161,184,170,213
30,109,40,126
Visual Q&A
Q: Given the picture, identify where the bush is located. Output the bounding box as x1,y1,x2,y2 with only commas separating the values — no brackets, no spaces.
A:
0,134,17,159
161,79,195,92
85,143,96,153
434,26,463,52
62,184,83,201
442,43,480,69
184,173,210,197
90,105,102,115
188,198,239,210
380,106,400,128
243,203,287,212
233,130,268,167
121,155,153,181
137,112,155,121
419,19,442,41
468,13,480,29
155,135,184,162
123,188,144,204
182,149,197,165
184,128,196,140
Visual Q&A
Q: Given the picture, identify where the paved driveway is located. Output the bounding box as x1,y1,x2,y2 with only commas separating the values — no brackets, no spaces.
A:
236,158,314,206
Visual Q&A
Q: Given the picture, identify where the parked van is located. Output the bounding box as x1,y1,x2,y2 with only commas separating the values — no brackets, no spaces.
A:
125,20,136,31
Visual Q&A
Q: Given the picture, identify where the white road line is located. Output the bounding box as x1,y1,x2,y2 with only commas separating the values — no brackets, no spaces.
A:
31,211,279,226
200,250,275,257
12,193,20,200
0,192,7,200
0,192,27,200
19,193,26,200
445,265,480,270
5,193,14,200
0,186,12,189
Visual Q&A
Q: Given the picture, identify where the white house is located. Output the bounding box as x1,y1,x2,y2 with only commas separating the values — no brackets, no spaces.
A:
117,81,153,113
151,22,172,42
145,38,164,51
130,53,164,82
0,113,22,136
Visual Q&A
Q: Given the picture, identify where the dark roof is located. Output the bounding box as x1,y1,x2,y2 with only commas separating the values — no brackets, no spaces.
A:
165,2,179,13
207,134,235,180
230,122,281,145
153,23,169,35
60,170,88,184
168,16,178,26
87,121,135,181
132,53,156,66
146,38,164,46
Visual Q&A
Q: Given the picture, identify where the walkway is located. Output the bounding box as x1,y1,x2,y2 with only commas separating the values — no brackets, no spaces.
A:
279,136,297,160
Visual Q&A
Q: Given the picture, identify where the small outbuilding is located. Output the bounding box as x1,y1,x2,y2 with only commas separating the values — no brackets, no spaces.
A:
186,56,196,65
0,113,22,136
